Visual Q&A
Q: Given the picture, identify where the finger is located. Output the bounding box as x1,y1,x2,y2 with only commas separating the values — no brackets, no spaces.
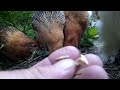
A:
30,59,76,79
74,65,109,79
79,54,103,69
49,46,81,64
34,46,81,67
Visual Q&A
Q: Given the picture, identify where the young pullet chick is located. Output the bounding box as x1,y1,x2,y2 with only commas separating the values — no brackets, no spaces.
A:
0,26,39,62
32,11,65,53
63,11,89,48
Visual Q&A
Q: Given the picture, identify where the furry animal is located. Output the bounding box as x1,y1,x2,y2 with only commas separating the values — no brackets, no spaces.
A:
63,11,89,48
0,26,39,61
32,11,65,53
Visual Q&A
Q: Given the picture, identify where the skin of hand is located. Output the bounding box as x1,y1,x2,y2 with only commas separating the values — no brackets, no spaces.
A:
0,46,108,79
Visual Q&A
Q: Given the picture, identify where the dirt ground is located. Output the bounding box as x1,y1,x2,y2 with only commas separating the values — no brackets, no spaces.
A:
104,50,120,79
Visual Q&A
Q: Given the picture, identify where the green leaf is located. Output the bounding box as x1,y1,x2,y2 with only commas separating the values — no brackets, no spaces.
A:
86,27,98,39
0,11,35,39
81,37,94,47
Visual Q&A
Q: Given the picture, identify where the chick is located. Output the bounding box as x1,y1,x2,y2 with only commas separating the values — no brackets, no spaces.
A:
0,26,39,62
63,11,89,48
32,11,65,53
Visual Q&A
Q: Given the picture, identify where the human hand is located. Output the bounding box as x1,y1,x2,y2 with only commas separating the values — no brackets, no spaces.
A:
0,46,108,79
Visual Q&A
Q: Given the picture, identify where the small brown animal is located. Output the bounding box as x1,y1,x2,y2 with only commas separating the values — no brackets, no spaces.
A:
0,26,39,61
63,11,89,48
32,11,65,53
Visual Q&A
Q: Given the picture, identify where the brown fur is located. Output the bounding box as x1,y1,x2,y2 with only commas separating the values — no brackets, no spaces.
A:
0,26,39,61
34,21,64,53
63,11,89,48
32,11,65,53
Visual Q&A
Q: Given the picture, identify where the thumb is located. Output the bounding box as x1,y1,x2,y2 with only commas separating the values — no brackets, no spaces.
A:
31,59,76,79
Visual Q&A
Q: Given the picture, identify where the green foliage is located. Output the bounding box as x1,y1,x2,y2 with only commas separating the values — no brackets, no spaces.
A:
86,27,98,39
81,26,99,47
0,11,35,39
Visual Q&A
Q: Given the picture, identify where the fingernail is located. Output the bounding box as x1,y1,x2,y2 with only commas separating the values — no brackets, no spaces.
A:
73,70,83,79
75,70,83,76
55,59,75,70
73,75,80,79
